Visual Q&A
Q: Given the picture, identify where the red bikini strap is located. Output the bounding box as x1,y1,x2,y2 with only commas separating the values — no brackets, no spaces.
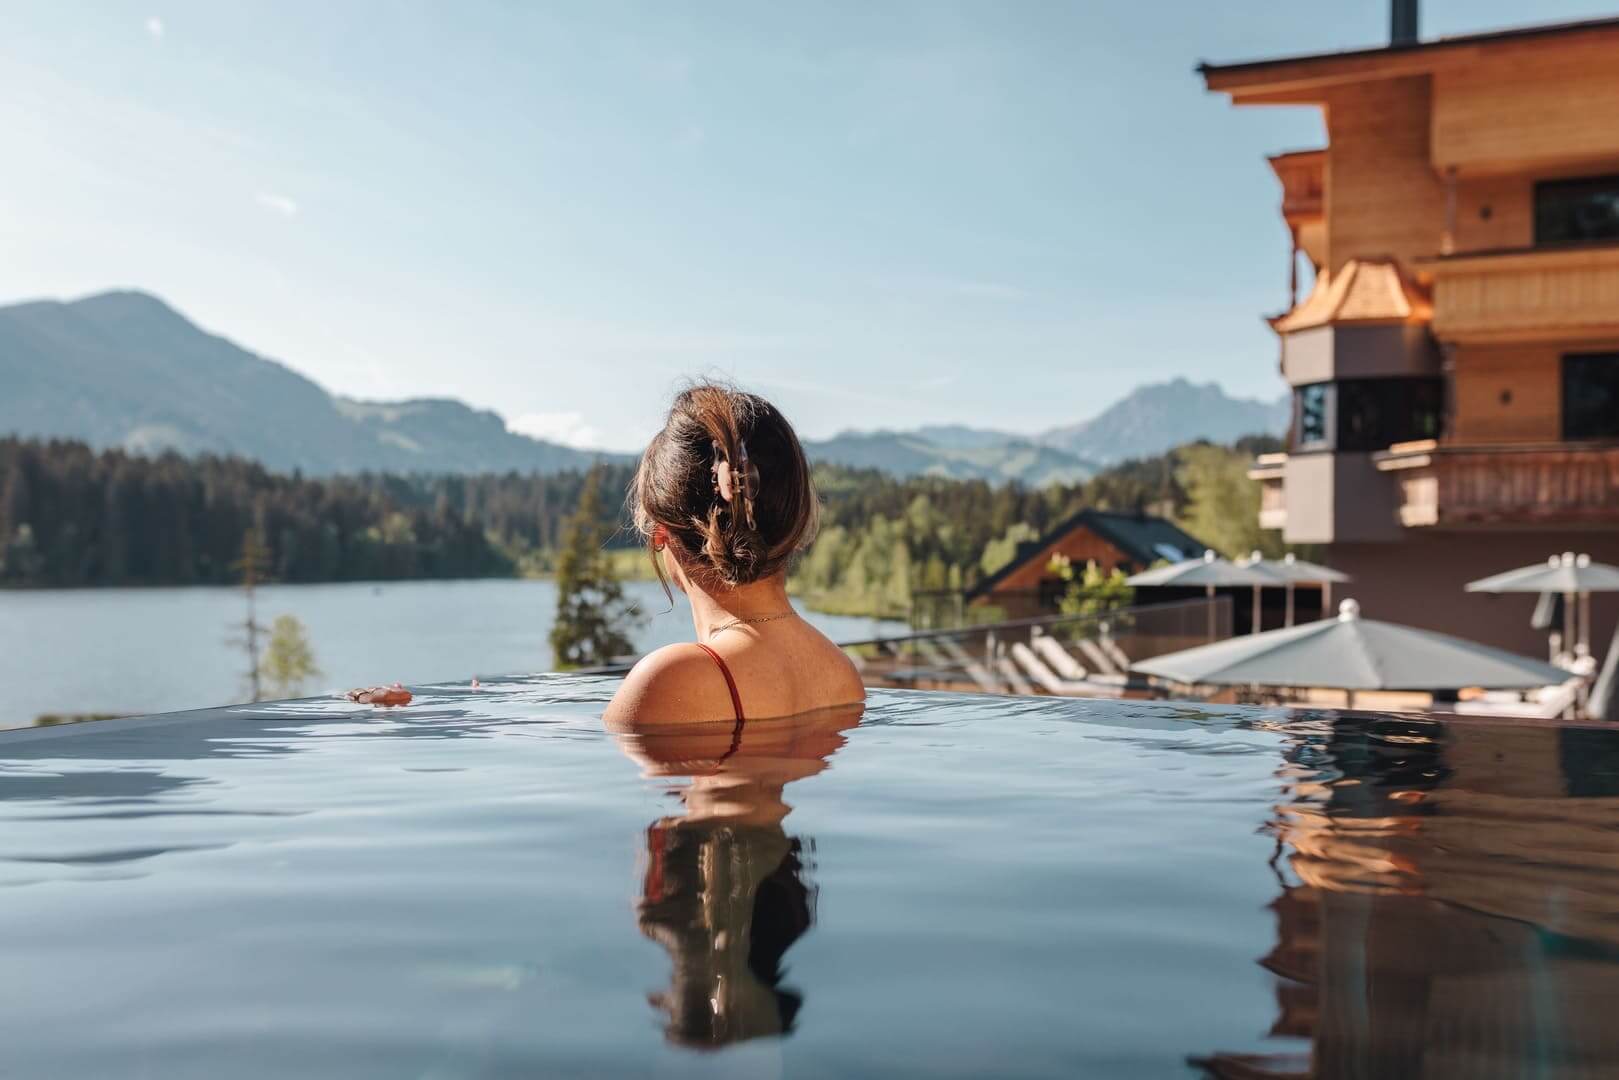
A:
692,643,745,722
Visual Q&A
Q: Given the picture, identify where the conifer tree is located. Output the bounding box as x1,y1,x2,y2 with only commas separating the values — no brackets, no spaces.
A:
549,466,640,669
233,527,272,701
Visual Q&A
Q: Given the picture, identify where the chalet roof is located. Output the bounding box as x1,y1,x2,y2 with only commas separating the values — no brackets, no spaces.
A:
1200,16,1619,102
966,509,1211,600
1270,258,1431,334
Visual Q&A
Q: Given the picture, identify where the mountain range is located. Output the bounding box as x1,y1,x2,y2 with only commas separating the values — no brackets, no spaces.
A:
800,429,1097,487
0,290,1286,484
804,379,1288,483
0,291,611,475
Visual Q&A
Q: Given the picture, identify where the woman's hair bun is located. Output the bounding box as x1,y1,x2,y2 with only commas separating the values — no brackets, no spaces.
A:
633,382,818,591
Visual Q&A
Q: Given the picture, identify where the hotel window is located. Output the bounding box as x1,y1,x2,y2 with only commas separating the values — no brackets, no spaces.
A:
1336,377,1443,452
1295,383,1331,450
1535,175,1619,246
1563,353,1619,440
1293,378,1442,452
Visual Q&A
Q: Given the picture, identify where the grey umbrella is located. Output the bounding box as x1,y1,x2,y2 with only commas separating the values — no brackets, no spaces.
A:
1466,553,1619,657
1242,551,1352,626
1127,551,1279,637
1133,598,1570,709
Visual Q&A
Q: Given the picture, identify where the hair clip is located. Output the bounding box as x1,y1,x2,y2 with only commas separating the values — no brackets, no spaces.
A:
710,439,759,529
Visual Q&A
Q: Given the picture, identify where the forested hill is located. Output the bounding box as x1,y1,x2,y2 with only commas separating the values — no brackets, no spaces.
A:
0,435,1284,612
0,437,635,588
0,290,619,476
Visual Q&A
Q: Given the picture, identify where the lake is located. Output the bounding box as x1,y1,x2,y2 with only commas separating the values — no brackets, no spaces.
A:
0,579,903,729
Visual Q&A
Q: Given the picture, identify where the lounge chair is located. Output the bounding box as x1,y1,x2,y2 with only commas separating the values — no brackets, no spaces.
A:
1075,638,1125,680
1011,642,1124,698
993,647,1035,695
1444,678,1582,720
1031,634,1089,682
933,636,1001,693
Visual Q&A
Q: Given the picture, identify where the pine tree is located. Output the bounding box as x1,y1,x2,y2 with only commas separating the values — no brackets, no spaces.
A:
232,528,272,701
549,466,640,669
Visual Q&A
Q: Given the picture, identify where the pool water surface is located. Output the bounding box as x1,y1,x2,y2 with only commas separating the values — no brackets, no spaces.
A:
3,678,1618,1078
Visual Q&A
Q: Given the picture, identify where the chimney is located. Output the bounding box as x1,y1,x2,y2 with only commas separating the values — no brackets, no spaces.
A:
1391,0,1419,46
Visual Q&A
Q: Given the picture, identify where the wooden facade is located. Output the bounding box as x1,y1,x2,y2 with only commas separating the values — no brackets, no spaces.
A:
1203,13,1619,653
965,509,1209,617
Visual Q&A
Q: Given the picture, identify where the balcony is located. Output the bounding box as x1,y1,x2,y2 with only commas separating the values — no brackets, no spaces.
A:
1426,243,1619,344
1374,440,1619,527
1248,454,1288,531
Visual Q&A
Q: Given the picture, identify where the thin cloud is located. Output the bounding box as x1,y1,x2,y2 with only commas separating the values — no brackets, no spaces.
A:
255,192,299,218
509,411,603,449
145,16,164,41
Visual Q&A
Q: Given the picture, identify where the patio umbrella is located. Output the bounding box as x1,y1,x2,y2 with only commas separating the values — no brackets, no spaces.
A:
1466,553,1619,657
1132,598,1569,709
1127,550,1279,637
1242,551,1351,627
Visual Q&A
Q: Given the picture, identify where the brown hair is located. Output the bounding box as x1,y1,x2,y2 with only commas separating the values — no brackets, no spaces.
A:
633,383,818,593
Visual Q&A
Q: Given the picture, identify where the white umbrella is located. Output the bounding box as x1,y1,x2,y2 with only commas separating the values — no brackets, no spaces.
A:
1466,553,1619,658
1133,598,1569,709
1127,550,1280,637
1242,551,1352,626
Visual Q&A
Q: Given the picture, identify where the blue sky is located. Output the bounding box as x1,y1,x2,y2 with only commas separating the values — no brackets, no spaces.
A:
5,1,1615,450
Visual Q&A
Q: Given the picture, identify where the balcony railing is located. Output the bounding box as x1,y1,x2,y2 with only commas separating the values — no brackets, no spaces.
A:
1248,453,1288,531
1374,440,1619,527
1427,242,1619,343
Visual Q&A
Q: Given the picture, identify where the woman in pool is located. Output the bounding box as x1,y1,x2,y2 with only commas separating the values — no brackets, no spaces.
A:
603,383,865,726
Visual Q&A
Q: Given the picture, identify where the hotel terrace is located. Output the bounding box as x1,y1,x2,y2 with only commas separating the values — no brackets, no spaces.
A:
1201,5,1619,657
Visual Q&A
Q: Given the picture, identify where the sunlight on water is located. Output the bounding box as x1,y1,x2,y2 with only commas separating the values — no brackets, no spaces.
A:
3,680,1619,1077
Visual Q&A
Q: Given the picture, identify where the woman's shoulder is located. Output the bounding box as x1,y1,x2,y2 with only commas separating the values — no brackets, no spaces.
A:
603,643,733,727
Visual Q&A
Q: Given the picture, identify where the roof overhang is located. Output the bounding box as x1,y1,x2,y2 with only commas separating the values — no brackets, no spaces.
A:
1198,16,1619,105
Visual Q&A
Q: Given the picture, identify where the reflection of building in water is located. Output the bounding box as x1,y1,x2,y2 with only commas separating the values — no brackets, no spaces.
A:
637,818,814,1047
1197,715,1619,1079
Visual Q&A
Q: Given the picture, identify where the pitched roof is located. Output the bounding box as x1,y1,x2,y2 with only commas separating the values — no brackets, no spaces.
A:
1270,258,1431,334
966,509,1212,600
1200,16,1619,102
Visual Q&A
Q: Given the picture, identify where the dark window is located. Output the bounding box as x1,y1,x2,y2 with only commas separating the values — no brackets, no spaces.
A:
1563,353,1619,440
1291,378,1443,452
1295,383,1331,449
1336,377,1443,452
1535,175,1619,246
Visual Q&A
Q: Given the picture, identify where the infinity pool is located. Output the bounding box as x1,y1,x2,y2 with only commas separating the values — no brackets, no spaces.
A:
3,679,1618,1078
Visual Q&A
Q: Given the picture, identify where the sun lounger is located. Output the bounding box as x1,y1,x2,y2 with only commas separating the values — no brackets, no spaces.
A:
1098,636,1131,672
1009,642,1127,698
1075,638,1124,679
933,636,1001,693
1445,679,1582,720
1031,635,1089,682
1011,642,1085,694
993,650,1035,695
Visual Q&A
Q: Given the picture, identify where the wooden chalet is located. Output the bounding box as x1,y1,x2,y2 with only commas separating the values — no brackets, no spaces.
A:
1202,1,1619,654
965,509,1209,619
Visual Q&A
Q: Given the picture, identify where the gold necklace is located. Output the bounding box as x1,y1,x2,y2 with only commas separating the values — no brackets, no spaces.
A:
708,610,798,639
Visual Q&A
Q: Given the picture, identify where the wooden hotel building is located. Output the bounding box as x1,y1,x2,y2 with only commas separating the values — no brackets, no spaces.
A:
1202,3,1619,654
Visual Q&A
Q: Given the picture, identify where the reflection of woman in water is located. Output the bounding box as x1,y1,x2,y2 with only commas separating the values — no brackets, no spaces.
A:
613,708,858,1048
